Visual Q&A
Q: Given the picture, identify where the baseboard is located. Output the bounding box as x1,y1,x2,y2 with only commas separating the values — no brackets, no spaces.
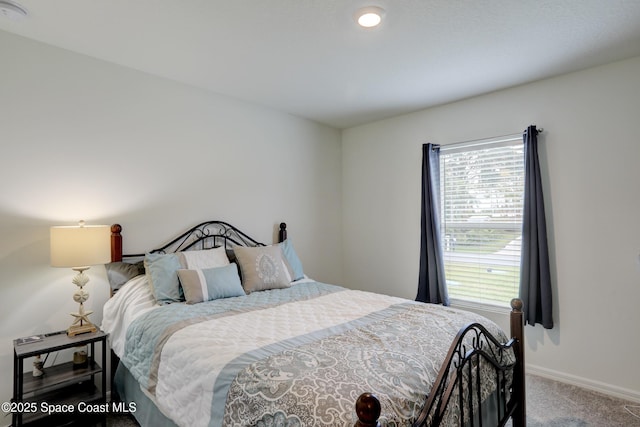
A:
527,363,640,403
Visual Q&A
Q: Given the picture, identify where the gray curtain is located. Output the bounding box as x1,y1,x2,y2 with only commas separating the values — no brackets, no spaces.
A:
520,125,553,328
417,143,449,305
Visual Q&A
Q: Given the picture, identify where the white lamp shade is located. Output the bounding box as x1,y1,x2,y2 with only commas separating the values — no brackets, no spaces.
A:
50,224,111,268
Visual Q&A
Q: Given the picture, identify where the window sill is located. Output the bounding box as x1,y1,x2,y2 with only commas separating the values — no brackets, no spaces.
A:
449,298,513,315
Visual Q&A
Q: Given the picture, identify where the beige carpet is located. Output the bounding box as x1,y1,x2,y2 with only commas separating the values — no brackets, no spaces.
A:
106,374,640,426
524,374,640,426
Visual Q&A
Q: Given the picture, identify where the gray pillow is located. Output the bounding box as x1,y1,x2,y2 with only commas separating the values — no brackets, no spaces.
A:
105,261,145,292
234,246,291,293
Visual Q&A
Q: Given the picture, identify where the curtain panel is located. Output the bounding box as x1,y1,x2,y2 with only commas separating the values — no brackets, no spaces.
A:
417,143,449,305
520,125,553,329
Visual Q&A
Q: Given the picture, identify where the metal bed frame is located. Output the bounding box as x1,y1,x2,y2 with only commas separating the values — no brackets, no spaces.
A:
109,221,525,427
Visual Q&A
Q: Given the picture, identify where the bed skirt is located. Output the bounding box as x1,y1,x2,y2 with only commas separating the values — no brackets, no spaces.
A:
116,363,178,427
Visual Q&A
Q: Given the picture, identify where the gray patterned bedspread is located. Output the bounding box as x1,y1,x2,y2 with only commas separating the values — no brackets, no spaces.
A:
121,282,510,427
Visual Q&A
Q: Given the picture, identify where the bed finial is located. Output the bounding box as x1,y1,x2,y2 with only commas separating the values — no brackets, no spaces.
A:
111,224,123,262
278,222,287,243
354,393,381,427
510,298,523,312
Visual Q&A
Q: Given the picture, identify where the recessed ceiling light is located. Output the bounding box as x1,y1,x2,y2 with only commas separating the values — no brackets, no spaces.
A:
354,6,384,28
0,0,28,21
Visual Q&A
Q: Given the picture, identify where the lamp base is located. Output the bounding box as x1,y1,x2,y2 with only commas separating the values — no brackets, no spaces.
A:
67,323,97,337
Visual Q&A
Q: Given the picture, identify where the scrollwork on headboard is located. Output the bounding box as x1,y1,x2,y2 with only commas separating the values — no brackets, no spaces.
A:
111,221,285,262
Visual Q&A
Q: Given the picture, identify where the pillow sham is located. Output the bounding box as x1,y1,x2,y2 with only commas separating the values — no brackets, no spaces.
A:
105,261,145,292
233,245,291,293
144,252,183,304
279,239,304,281
176,247,230,270
177,263,245,304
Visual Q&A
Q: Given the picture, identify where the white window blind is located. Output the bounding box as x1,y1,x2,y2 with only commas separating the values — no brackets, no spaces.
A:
439,137,524,307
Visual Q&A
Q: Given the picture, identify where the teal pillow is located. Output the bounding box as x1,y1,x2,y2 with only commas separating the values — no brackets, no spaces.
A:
280,239,304,281
144,253,183,304
178,263,245,304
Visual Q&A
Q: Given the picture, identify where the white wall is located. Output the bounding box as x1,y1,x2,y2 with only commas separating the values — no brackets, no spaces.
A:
0,30,342,415
342,56,640,401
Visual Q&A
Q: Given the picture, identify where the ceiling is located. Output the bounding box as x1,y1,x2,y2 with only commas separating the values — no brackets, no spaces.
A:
2,0,640,129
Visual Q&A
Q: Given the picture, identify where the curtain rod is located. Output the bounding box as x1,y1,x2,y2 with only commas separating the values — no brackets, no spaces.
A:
437,127,543,152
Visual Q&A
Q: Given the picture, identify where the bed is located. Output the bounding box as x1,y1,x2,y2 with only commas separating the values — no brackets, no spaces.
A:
102,221,525,427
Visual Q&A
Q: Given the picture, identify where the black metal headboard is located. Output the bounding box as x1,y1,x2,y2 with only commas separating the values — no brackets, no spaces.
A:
111,221,288,262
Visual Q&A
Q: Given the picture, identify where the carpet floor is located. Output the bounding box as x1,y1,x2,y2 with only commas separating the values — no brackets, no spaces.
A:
105,374,640,426
524,374,639,426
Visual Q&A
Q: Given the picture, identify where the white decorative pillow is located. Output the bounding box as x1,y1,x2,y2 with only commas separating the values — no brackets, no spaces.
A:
233,246,291,293
178,264,245,304
176,247,230,270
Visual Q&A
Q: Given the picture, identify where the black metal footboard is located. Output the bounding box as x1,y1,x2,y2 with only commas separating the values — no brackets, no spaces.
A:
355,299,525,427
412,323,517,426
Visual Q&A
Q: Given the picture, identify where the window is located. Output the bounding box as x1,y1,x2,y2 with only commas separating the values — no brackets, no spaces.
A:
439,137,524,307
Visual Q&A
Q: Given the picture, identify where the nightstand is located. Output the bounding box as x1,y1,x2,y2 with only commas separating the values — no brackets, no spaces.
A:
12,330,107,426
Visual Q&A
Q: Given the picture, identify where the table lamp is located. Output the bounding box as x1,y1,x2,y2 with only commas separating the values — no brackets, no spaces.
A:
50,220,110,336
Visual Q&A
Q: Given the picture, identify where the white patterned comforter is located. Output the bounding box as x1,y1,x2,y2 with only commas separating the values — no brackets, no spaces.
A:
103,279,511,427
